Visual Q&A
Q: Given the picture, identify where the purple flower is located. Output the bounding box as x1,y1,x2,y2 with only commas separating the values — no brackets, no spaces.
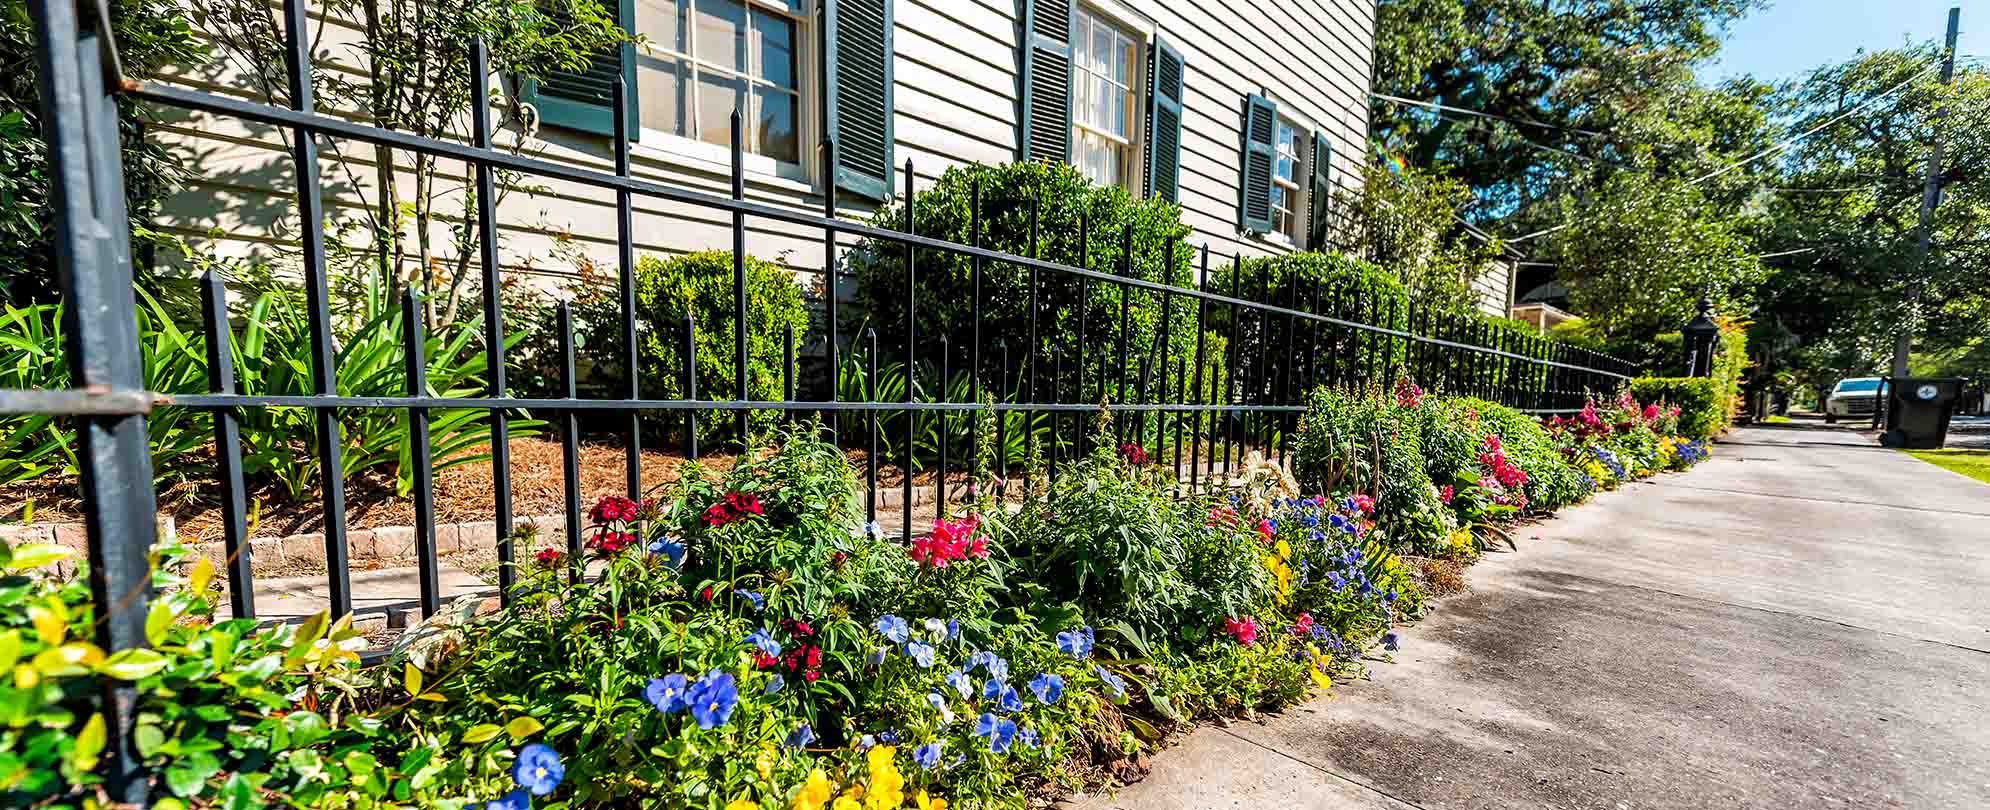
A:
913,740,944,770
512,743,564,796
1382,632,1399,651
764,674,785,695
1028,673,1064,705
785,723,816,749
946,619,961,640
867,647,888,667
688,670,738,729
646,673,690,714
738,590,766,611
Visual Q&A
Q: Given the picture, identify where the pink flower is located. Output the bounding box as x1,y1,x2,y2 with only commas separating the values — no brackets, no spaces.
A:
1438,484,1454,504
534,547,563,567
1642,404,1661,423
1256,519,1275,543
590,495,639,524
1349,494,1376,515
1291,613,1314,636
1394,379,1425,408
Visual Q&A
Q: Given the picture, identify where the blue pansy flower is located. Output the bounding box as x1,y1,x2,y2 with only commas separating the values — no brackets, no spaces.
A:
746,628,782,658
1056,627,1093,659
925,691,954,723
867,647,889,667
1017,728,1041,749
1384,588,1397,604
923,618,948,639
1028,673,1064,705
1382,632,1400,651
997,684,1024,713
645,673,689,714
986,655,1010,683
648,538,688,568
974,713,1018,754
981,678,1005,701
1093,664,1126,700
512,743,564,796
764,674,785,695
484,790,530,810
784,723,816,749
859,734,877,750
945,669,975,700
946,619,961,641
877,615,911,644
864,520,883,539
905,640,937,668
738,590,765,611
878,731,900,745
913,740,944,770
688,670,738,729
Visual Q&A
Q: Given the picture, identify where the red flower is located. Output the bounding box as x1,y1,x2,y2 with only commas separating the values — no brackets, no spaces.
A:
534,548,563,567
754,651,778,669
700,586,715,603
704,502,738,527
724,491,765,516
1222,615,1259,646
912,514,984,568
1438,484,1454,504
588,529,636,555
803,669,820,683
1291,612,1314,636
830,551,849,569
1349,494,1376,515
1255,519,1275,544
589,495,640,524
1117,443,1148,466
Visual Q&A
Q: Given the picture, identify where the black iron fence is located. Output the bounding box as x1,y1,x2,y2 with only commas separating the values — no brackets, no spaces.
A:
11,0,1635,801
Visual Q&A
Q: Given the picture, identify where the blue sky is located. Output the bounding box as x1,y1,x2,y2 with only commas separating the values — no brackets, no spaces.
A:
1701,0,1978,84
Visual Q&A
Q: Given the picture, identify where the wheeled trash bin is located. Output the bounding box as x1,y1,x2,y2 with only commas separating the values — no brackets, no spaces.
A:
1879,377,1965,449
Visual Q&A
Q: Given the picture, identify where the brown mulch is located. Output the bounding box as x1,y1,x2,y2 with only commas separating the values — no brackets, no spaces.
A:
0,435,1013,544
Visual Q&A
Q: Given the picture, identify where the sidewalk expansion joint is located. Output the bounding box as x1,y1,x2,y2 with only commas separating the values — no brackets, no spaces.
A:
1213,727,1433,810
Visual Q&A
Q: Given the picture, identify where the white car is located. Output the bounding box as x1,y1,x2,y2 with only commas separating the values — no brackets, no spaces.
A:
1824,377,1883,423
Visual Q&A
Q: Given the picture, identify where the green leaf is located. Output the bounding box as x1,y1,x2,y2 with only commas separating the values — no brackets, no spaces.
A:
165,765,204,798
99,648,170,680
145,599,177,646
283,711,328,748
3,544,74,571
71,713,106,768
504,715,545,741
462,724,504,744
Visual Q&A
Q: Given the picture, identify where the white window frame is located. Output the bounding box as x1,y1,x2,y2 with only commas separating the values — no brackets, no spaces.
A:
1071,2,1149,195
631,0,817,187
1270,118,1304,247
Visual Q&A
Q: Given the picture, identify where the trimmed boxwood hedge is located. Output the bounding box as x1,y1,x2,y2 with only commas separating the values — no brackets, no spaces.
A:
1631,376,1726,439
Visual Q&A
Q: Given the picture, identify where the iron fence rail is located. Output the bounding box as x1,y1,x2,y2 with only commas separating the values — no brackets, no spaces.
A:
15,0,1638,801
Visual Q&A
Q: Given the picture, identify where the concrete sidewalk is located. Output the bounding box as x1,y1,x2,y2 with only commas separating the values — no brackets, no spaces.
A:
1072,423,1990,809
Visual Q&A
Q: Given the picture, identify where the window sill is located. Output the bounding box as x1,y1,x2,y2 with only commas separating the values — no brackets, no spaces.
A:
629,132,817,196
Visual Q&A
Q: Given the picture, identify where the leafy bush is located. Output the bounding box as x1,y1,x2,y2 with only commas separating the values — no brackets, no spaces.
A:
1207,252,1411,382
1291,387,1454,554
1456,398,1591,514
848,161,1214,409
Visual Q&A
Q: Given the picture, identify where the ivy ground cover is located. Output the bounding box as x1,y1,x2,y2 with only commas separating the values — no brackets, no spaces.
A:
0,385,1709,809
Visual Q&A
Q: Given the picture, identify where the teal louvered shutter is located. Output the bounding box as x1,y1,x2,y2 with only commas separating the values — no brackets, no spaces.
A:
523,0,637,139
1015,0,1074,164
824,0,894,200
1238,93,1277,233
1308,130,1333,248
1144,37,1184,202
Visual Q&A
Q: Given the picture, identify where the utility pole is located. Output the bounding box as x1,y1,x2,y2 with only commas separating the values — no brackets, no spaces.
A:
1892,7,1961,378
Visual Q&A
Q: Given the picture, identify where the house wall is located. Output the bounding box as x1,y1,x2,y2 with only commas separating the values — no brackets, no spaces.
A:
152,0,1376,299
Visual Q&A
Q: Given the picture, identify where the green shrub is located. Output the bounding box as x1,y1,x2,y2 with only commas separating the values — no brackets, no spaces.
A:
1291,387,1454,554
1631,376,1726,439
1454,398,1590,513
848,161,1212,407
630,251,809,444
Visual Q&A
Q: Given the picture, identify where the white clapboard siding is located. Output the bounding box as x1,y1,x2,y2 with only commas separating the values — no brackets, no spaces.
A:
153,0,1380,296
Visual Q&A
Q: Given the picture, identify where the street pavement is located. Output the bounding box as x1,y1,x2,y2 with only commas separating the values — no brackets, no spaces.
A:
1070,422,1990,809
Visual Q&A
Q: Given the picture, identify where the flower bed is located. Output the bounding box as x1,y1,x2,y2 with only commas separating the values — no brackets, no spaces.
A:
1,389,1709,809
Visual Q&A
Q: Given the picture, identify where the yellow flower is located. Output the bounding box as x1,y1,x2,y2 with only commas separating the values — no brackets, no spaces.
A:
728,801,762,810
1273,539,1292,559
1309,666,1333,690
793,768,833,810
915,791,949,810
832,797,861,810
863,746,904,809
756,746,775,781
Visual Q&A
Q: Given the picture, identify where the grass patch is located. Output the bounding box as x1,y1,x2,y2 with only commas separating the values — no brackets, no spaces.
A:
1903,449,1990,485
1762,414,1793,424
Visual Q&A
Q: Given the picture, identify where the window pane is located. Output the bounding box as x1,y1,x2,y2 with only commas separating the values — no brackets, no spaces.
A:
697,72,747,148
695,0,746,73
1093,26,1112,76
1113,32,1131,85
1093,75,1112,134
638,56,690,136
756,87,799,163
753,8,797,90
638,0,688,54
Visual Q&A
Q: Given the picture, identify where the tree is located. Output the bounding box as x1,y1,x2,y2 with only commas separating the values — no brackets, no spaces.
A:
191,0,625,324
1551,171,1766,340
1373,0,1764,220
1328,152,1503,316
1748,45,1990,388
0,0,204,303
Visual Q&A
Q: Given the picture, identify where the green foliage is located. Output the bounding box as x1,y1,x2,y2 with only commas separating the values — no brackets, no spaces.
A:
1632,377,1726,439
629,251,810,445
1324,155,1503,315
1458,398,1592,513
0,0,204,303
1291,387,1455,555
849,161,1208,406
1553,172,1767,341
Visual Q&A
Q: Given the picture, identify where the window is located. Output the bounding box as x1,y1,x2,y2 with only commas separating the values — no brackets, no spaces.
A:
635,0,804,166
1271,120,1304,244
1071,8,1140,190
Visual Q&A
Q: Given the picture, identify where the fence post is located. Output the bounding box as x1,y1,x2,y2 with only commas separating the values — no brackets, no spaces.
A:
30,0,158,803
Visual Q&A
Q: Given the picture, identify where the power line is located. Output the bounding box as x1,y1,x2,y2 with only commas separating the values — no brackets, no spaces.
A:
1369,92,1609,139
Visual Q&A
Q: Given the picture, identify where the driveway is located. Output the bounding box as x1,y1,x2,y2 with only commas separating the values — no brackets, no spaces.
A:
1071,423,1990,809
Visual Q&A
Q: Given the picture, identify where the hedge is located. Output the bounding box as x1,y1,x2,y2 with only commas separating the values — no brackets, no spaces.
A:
1631,377,1726,439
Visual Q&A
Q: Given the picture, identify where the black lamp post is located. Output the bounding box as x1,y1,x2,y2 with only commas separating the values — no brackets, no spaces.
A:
1682,298,1720,378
